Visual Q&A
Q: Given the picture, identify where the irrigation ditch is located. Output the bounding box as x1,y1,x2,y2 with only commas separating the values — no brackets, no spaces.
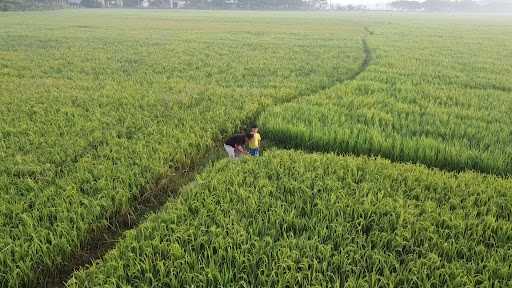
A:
43,34,373,288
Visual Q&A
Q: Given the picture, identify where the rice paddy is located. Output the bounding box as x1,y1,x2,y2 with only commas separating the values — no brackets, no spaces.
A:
1,10,511,287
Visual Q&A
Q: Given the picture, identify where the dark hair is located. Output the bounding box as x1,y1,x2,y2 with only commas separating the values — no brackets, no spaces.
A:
251,124,258,129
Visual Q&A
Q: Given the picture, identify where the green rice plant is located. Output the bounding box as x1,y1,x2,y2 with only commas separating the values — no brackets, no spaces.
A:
0,10,365,287
260,14,512,175
68,150,512,287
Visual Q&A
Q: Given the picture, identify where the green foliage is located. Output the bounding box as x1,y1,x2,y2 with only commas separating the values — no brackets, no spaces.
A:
0,11,364,287
0,0,66,10
68,150,512,287
260,15,512,176
4,11,512,288
0,0,29,10
182,0,322,10
0,0,327,10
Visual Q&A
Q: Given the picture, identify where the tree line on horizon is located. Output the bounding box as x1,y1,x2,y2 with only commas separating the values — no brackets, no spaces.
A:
0,0,329,10
390,0,512,12
1,0,511,15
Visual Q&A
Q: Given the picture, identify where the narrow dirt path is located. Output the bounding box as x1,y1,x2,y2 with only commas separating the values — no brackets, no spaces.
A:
44,32,373,288
43,145,226,287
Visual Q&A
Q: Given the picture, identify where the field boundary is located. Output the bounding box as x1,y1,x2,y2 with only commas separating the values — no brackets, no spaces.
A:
43,32,373,288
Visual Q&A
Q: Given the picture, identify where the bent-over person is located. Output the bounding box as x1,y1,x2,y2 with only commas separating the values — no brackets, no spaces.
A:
224,133,251,159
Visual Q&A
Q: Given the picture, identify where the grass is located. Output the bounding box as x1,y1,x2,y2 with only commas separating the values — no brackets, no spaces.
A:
260,14,512,175
68,150,512,287
0,10,365,287
3,11,512,287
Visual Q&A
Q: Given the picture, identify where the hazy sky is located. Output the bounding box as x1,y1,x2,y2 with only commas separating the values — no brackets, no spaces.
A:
332,0,387,5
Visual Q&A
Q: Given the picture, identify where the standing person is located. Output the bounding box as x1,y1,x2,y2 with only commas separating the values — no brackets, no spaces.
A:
248,125,262,157
224,133,250,159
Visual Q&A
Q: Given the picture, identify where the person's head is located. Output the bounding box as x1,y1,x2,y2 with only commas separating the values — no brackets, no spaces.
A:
251,125,259,133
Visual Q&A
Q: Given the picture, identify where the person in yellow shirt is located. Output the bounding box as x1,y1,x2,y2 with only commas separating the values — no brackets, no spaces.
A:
248,125,262,157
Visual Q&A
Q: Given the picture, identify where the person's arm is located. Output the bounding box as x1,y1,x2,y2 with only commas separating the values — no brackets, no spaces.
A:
235,144,247,154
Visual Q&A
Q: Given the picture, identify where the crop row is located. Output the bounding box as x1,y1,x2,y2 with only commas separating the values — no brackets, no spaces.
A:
260,15,512,175
0,11,365,287
68,150,512,287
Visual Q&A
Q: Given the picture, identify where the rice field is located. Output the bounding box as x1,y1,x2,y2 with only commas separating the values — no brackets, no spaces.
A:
68,150,512,287
260,15,512,175
1,10,512,288
0,10,364,287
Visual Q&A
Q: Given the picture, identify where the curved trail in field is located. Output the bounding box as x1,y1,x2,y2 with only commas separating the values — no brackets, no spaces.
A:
45,33,373,288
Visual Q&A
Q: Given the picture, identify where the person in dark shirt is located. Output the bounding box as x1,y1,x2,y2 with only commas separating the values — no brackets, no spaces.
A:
224,133,252,159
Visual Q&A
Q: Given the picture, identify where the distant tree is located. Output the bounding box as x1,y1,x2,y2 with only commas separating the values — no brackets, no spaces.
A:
458,0,478,11
180,0,312,9
389,0,481,12
390,0,422,11
425,0,481,12
0,0,68,9
80,0,103,7
482,0,512,12
335,4,367,10
0,0,26,10
120,0,140,7
421,0,451,11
